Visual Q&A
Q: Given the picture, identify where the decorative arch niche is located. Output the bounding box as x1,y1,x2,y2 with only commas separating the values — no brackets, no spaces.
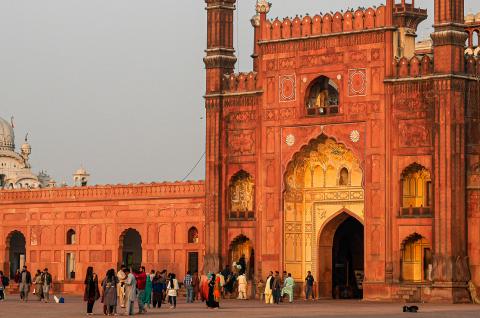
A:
400,163,432,216
400,233,431,282
283,135,364,284
228,170,255,220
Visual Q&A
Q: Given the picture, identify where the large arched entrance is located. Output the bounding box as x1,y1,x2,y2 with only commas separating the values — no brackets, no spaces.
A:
6,231,26,278
283,135,364,297
331,215,364,299
119,229,142,269
229,235,254,279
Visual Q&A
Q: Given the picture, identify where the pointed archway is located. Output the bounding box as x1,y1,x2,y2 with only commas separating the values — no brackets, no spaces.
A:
119,229,142,269
318,211,364,299
6,231,26,278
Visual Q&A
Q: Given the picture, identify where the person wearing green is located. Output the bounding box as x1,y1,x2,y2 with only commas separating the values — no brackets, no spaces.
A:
142,272,152,308
281,273,295,303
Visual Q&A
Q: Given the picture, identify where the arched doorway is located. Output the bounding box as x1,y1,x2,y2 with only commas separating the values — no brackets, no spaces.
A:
6,231,26,278
331,216,364,299
119,229,142,269
229,235,254,279
318,212,364,299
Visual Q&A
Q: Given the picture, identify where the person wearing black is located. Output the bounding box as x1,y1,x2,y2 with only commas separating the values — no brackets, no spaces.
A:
221,265,234,297
206,274,219,309
305,271,315,300
273,271,282,304
84,266,100,315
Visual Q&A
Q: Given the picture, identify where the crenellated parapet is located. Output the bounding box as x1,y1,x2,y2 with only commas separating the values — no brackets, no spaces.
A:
0,181,205,203
392,55,433,78
223,72,258,93
260,6,386,42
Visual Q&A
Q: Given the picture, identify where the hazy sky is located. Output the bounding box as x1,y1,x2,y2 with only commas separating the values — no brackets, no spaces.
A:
0,1,479,185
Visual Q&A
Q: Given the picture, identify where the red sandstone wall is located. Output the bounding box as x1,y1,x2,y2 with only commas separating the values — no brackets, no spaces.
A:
0,182,206,293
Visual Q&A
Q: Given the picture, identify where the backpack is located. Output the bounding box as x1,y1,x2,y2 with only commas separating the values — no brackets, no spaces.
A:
2,276,9,287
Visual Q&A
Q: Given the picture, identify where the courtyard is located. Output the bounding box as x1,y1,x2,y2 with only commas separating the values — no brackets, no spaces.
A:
0,297,478,318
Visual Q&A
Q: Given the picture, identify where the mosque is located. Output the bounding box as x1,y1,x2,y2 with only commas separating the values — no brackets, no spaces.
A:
0,0,479,303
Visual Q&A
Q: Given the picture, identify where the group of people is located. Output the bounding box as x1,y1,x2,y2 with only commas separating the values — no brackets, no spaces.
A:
264,271,296,304
84,265,187,316
1,264,317,312
3,266,53,303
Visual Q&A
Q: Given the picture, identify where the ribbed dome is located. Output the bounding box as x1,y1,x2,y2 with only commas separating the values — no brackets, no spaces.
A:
0,116,15,151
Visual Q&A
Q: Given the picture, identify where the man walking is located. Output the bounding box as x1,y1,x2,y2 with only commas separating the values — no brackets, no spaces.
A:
41,268,53,303
19,266,32,302
183,271,194,303
305,271,315,300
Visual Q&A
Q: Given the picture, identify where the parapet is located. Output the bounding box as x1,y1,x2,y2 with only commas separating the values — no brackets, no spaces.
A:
392,55,433,78
223,72,258,93
260,6,386,42
0,181,206,203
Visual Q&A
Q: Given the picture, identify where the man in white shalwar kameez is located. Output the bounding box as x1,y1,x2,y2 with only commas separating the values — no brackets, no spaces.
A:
237,274,248,300
264,272,274,304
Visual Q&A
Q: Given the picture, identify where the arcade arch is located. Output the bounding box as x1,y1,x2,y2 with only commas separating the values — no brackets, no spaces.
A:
119,228,142,269
6,231,26,278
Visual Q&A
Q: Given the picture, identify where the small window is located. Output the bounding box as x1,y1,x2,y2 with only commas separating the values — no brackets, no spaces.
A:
188,227,199,244
66,229,76,245
339,167,349,186
306,76,340,116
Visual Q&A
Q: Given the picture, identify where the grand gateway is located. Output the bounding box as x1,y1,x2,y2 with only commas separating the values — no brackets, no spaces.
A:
1,0,479,303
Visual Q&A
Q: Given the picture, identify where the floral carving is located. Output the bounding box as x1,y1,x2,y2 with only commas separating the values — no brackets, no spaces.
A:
228,130,255,156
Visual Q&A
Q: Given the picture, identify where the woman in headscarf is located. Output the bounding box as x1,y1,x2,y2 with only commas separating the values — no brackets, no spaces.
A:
206,273,220,309
84,266,100,315
102,268,118,315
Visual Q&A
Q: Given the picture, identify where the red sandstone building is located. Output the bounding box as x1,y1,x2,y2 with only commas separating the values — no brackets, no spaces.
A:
1,0,479,303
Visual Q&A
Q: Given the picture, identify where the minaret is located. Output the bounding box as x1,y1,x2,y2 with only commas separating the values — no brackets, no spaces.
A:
203,0,237,273
430,0,470,303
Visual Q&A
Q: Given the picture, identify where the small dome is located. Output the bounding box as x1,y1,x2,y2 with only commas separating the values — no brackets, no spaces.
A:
74,167,89,176
0,116,15,151
476,12,480,22
21,142,31,154
466,12,475,23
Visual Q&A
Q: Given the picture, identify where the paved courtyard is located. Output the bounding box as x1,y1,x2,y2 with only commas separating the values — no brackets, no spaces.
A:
0,296,479,318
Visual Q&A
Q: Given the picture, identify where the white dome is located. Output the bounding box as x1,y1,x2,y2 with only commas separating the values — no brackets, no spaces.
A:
0,116,15,151
476,12,480,22
466,12,475,23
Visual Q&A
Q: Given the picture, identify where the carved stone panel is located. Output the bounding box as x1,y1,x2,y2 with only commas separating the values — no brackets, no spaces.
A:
228,130,255,156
